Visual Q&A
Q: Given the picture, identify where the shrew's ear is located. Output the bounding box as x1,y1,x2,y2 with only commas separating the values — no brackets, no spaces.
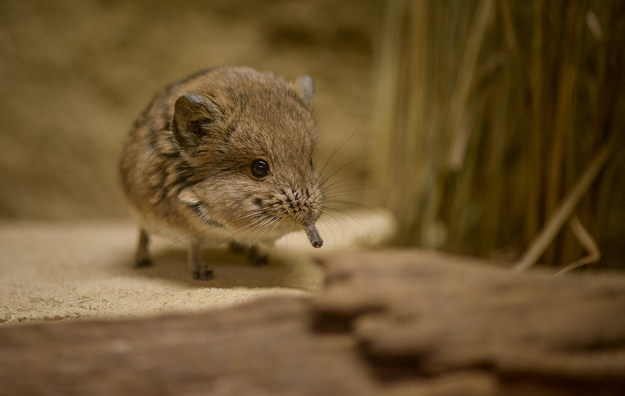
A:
294,76,314,106
171,94,219,152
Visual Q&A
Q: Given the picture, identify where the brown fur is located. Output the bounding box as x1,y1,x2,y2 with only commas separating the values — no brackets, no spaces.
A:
120,66,323,279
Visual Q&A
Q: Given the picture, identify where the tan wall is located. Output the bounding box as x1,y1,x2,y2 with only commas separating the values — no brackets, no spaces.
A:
0,0,381,219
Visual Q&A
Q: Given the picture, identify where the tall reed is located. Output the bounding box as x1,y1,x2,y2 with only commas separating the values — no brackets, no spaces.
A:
370,0,625,269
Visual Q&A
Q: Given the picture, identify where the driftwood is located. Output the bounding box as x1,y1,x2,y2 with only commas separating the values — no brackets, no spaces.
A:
313,250,625,394
0,296,491,396
1,250,625,395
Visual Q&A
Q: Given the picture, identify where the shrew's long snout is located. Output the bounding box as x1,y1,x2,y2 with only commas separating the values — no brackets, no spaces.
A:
304,222,323,248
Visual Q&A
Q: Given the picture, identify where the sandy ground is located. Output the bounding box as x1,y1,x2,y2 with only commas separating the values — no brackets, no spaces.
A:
0,210,393,325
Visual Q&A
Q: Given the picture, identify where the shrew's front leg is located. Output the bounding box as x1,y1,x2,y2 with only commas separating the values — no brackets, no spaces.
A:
189,240,213,280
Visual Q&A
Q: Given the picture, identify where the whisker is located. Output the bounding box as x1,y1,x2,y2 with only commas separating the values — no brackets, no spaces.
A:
314,110,371,186
153,224,224,256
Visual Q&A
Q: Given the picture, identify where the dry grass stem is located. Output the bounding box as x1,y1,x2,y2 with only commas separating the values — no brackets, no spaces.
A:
372,0,625,268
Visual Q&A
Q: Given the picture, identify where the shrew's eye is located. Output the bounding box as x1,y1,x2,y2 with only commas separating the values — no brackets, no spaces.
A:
251,159,270,178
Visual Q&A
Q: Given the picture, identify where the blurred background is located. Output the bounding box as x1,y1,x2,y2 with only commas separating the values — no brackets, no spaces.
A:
369,0,625,270
1,0,623,270
0,0,380,218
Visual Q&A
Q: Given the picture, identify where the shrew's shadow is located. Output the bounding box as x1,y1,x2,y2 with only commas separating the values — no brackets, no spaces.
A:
117,245,323,290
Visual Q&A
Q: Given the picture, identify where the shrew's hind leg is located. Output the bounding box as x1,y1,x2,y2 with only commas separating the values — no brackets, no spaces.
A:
135,228,152,267
248,245,269,266
189,240,213,280
229,241,269,266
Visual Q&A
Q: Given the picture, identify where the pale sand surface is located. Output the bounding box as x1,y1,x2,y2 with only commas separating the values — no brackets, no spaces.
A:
0,210,393,324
